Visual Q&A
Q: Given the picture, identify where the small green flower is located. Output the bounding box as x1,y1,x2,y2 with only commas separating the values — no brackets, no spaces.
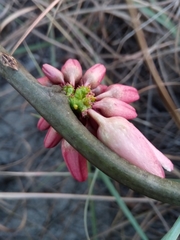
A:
63,84,75,96
63,85,95,115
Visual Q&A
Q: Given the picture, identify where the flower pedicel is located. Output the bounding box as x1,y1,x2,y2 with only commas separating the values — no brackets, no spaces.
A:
37,59,173,181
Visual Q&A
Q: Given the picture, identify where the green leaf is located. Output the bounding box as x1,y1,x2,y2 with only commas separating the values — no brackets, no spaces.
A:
100,172,148,240
161,217,180,240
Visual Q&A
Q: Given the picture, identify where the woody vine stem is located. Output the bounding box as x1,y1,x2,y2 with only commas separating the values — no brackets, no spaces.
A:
0,45,180,205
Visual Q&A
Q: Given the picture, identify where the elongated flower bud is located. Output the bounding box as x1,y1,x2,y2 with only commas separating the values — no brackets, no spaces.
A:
61,139,88,182
61,59,82,86
93,97,137,119
88,109,173,178
82,64,106,89
42,64,65,85
37,117,50,131
44,127,62,148
96,84,139,103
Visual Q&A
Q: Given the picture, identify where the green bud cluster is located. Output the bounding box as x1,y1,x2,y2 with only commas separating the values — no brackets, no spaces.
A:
63,84,95,115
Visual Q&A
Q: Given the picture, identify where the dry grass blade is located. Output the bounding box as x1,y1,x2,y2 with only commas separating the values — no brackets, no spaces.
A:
10,0,63,54
0,171,70,177
0,2,12,19
0,6,37,32
138,82,180,94
126,0,180,129
0,192,156,203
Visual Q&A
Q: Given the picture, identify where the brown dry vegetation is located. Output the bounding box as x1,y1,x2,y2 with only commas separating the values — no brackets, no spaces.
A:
0,0,180,239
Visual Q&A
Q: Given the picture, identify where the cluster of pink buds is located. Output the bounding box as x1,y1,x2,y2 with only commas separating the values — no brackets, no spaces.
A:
37,59,173,181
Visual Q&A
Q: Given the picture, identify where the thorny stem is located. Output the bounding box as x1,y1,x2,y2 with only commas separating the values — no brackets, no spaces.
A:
0,45,180,205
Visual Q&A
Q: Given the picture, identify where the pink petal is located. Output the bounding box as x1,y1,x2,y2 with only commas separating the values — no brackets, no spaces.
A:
82,64,106,89
37,76,52,86
61,59,82,86
96,84,140,103
93,97,137,119
92,84,108,96
61,139,88,182
44,127,62,148
88,109,167,178
37,117,50,131
42,64,65,85
145,140,173,172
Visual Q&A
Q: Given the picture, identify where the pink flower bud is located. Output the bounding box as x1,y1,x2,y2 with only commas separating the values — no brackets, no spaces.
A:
61,139,88,182
92,84,108,96
37,76,52,86
37,117,50,131
42,64,65,85
88,109,173,178
93,97,137,119
61,59,82,86
96,84,139,103
82,64,106,89
44,127,62,148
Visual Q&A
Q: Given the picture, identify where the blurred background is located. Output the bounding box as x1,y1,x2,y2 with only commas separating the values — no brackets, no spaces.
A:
0,0,180,239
